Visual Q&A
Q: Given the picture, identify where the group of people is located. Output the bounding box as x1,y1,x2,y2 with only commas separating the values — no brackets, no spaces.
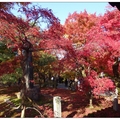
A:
64,77,84,91
50,75,84,91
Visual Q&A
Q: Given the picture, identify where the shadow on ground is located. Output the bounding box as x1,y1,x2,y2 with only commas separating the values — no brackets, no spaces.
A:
41,88,113,118
0,86,119,118
84,104,120,117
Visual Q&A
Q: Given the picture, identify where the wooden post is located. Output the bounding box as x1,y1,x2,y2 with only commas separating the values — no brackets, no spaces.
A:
53,96,62,118
113,88,119,111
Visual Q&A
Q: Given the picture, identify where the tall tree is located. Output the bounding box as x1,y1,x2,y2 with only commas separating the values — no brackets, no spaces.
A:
0,3,65,117
61,11,99,78
61,9,118,107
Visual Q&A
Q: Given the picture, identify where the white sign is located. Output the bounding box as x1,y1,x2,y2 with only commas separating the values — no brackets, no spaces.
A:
53,96,62,118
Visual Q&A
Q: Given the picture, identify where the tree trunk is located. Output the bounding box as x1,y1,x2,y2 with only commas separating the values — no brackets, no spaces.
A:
88,91,94,108
18,39,40,117
112,57,119,79
25,51,34,89
88,65,91,76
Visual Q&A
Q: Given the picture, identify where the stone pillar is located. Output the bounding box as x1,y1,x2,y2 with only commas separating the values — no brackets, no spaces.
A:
53,96,62,118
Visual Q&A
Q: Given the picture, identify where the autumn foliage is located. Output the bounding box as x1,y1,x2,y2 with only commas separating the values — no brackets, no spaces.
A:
83,70,115,95
0,3,119,95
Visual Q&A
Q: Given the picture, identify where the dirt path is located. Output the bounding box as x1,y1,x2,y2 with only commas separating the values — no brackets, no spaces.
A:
41,88,120,118
0,86,120,118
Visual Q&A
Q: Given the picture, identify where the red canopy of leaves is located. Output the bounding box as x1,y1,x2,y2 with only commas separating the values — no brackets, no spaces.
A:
64,10,99,44
83,70,115,95
0,4,119,94
0,4,61,50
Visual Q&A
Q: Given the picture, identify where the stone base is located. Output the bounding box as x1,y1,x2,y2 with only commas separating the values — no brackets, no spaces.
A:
27,85,40,101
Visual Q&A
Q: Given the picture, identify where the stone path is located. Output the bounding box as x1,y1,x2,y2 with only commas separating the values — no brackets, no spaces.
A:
57,83,68,89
